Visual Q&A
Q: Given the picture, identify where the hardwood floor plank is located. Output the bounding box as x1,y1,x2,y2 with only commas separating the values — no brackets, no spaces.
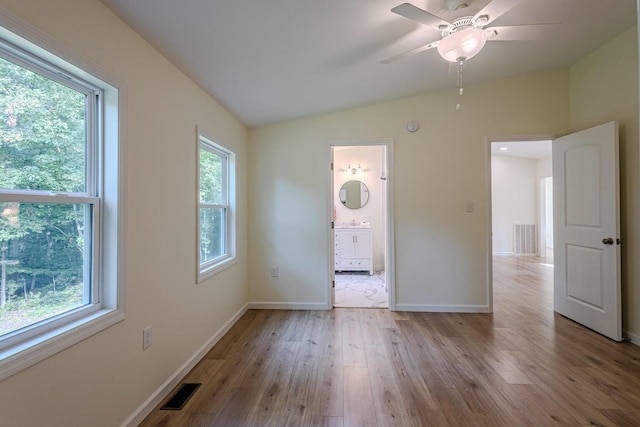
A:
183,359,224,383
308,416,344,427
309,346,343,417
204,309,268,360
488,345,622,425
206,386,261,426
283,310,311,343
138,407,189,427
243,341,301,425
487,349,535,384
383,326,439,415
360,309,386,346
497,384,581,426
342,309,367,367
344,366,377,427
599,408,640,426
365,343,415,426
309,311,344,418
282,358,319,426
189,341,272,414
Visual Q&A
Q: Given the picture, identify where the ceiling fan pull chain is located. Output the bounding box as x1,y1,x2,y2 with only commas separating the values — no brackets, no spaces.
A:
456,58,464,111
458,59,464,95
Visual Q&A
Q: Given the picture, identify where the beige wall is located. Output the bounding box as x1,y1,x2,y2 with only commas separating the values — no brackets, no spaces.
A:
249,69,570,310
0,0,249,426
569,26,640,341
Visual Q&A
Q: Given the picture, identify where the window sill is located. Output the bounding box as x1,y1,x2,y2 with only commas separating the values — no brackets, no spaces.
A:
198,257,237,283
0,308,125,381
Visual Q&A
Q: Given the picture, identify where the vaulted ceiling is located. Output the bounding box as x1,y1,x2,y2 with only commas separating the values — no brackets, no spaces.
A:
100,0,637,127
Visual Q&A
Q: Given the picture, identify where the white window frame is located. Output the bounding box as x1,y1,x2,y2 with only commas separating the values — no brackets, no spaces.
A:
0,21,124,381
197,132,236,282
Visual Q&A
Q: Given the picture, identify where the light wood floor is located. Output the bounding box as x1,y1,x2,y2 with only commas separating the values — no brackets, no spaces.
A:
140,256,640,426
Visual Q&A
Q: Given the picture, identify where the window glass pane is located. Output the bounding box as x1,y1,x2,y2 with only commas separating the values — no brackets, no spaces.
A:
199,207,225,264
199,148,223,204
0,56,86,193
0,202,90,337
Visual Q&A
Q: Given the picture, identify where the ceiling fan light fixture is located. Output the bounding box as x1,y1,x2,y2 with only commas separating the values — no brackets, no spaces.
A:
436,27,488,62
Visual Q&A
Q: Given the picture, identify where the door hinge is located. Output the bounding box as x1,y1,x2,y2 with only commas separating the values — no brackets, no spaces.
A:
617,238,621,245
332,280,335,288
331,221,334,229
330,162,334,171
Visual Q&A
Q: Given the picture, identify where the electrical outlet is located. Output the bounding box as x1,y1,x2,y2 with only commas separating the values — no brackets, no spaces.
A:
465,201,474,213
143,326,152,351
271,266,279,277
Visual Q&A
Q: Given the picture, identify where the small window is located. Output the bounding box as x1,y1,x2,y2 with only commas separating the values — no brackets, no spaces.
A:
198,134,235,281
0,25,122,380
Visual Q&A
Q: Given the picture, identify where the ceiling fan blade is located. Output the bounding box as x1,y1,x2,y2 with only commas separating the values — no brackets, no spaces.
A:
391,3,451,31
488,24,560,41
473,0,523,26
381,41,439,64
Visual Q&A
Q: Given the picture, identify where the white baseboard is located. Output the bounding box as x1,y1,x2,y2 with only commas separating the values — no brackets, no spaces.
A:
394,303,491,313
248,301,491,313
493,252,515,256
247,301,329,310
623,329,640,346
120,303,249,427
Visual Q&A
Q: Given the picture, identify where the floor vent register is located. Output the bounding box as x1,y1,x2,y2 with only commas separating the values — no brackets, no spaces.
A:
160,383,201,410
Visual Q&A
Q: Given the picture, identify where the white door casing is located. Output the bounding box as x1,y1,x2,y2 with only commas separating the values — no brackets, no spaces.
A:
328,139,395,310
553,121,621,341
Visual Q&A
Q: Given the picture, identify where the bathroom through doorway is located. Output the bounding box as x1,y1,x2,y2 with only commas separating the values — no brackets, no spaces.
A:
329,140,394,309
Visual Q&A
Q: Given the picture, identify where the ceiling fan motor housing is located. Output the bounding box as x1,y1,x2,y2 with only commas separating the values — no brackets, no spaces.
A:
447,0,470,11
441,17,474,36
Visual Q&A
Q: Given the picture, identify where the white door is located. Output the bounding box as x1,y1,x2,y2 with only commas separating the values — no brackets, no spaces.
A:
553,121,621,341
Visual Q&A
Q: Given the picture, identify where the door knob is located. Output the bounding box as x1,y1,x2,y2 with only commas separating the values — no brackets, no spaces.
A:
602,238,614,245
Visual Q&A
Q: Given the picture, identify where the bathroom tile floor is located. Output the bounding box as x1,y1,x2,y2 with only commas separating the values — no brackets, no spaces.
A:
334,271,388,308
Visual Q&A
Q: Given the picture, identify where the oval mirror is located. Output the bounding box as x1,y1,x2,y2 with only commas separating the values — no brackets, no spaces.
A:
339,180,369,209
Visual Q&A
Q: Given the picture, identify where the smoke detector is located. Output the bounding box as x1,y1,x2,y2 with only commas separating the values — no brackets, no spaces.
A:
447,0,470,11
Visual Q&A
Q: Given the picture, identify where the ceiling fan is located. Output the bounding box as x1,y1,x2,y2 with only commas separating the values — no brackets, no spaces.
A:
382,0,556,65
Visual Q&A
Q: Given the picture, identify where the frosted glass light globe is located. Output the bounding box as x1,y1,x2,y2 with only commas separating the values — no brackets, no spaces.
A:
437,28,488,62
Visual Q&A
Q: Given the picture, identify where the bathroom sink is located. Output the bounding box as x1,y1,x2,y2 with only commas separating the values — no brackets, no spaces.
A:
335,222,371,229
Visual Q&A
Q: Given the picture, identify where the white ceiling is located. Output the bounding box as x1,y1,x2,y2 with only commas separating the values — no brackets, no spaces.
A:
99,0,636,127
491,140,551,159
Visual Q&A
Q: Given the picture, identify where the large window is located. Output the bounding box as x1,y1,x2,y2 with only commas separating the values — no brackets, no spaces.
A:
198,134,235,281
0,25,122,379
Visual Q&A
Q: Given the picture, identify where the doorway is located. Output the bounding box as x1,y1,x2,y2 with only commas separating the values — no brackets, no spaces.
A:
490,138,553,305
329,140,394,309
489,124,621,341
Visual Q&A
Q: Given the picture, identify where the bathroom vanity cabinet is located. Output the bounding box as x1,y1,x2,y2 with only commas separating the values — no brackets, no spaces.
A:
334,228,373,275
